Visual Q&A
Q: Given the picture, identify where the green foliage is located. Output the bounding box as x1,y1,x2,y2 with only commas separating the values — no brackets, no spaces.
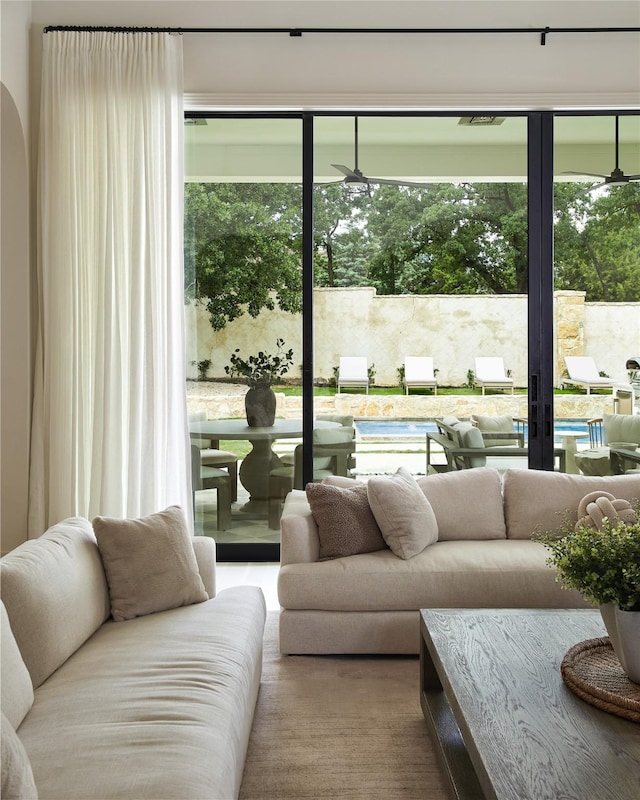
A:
184,183,303,330
224,338,294,389
466,369,475,389
195,359,211,381
535,516,640,611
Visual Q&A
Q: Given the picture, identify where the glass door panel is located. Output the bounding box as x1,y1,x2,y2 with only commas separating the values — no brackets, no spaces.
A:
184,116,303,559
312,114,532,480
553,113,640,474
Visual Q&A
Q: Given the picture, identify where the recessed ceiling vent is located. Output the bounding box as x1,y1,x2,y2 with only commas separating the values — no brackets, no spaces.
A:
458,116,505,126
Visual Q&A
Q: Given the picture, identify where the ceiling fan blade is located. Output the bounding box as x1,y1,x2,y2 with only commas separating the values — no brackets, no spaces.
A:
563,170,608,180
368,177,436,189
331,164,358,179
628,174,640,180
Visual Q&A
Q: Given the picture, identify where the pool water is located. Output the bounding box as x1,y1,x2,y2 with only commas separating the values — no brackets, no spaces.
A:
355,419,590,442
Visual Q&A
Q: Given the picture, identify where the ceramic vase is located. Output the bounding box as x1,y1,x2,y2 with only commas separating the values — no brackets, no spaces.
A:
600,603,640,684
245,386,276,427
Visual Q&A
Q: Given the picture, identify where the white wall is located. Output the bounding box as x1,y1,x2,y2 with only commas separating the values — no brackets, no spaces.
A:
30,1,640,108
1,0,33,554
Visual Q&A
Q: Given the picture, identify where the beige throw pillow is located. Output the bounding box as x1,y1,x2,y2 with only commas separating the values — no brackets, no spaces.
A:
1,712,38,800
0,602,33,729
93,506,209,621
306,483,388,560
367,467,438,559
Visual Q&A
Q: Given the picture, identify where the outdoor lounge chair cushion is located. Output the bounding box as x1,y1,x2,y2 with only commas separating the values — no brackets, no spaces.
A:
93,506,209,622
367,468,438,559
453,422,487,468
603,413,640,446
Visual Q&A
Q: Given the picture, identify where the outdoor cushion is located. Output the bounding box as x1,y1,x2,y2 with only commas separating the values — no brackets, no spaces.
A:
367,467,438,559
453,422,487,467
603,413,640,446
93,506,209,622
416,467,506,540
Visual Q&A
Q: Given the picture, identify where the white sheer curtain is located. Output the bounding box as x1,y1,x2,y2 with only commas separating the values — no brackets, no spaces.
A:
30,31,191,534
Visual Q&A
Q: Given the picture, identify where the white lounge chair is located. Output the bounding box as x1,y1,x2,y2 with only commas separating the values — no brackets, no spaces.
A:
337,356,369,393
562,356,614,395
404,356,437,394
474,357,514,395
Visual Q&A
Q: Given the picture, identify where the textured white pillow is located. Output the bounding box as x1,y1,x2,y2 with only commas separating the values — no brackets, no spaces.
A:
93,506,209,622
367,467,438,559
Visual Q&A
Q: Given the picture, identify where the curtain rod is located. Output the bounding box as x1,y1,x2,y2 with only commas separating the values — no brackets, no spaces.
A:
42,25,640,46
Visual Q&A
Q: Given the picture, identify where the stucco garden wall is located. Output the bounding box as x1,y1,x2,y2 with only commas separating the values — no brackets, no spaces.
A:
187,289,638,389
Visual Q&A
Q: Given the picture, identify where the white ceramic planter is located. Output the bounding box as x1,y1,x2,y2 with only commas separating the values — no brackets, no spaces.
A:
600,603,640,684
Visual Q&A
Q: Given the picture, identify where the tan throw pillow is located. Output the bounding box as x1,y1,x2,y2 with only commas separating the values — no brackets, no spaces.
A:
1,712,38,800
367,467,438,559
93,506,209,621
306,483,388,560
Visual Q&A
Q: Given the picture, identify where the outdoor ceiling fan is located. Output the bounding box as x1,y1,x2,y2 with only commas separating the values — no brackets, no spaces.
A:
327,117,435,191
565,116,640,190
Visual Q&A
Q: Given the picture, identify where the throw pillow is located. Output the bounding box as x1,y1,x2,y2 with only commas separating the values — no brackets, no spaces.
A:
92,505,209,622
306,482,388,560
367,467,438,559
0,602,33,729
1,712,38,800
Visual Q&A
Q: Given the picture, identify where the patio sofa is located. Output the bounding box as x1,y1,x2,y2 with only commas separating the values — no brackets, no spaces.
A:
1,510,266,800
277,467,640,654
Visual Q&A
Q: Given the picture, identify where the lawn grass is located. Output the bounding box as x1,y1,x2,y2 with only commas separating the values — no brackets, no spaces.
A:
271,385,598,397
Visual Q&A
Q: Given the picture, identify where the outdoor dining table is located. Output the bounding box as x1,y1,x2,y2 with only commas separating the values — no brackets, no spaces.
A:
609,444,640,475
189,418,339,514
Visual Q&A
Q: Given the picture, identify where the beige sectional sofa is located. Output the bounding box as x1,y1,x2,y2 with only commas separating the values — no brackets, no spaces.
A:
1,515,266,800
278,468,640,655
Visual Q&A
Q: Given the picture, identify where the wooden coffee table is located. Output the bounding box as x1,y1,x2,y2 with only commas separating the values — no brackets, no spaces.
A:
420,609,640,800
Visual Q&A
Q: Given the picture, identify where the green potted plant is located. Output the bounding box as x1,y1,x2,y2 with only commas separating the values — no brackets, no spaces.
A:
225,338,294,427
536,507,640,683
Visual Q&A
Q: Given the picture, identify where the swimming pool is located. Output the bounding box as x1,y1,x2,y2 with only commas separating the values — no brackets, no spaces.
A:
355,418,590,442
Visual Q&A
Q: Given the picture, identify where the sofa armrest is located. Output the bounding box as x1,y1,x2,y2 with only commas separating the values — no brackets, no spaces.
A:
280,490,320,565
192,536,216,597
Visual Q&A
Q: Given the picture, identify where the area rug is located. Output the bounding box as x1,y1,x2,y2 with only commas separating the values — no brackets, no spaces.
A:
239,612,448,800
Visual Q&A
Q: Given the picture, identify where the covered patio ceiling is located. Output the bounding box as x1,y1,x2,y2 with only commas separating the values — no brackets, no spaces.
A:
185,113,640,184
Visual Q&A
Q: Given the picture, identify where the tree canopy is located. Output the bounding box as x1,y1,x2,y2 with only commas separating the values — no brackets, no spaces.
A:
185,180,640,330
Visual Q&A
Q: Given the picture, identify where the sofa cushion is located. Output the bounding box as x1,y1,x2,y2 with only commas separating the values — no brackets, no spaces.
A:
278,539,587,612
306,482,388,560
367,468,438,559
502,470,640,539
16,587,266,800
416,468,506,540
93,505,209,622
0,518,110,689
0,602,33,729
1,712,37,800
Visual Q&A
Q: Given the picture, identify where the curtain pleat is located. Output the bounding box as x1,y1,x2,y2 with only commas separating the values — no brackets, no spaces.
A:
30,31,190,534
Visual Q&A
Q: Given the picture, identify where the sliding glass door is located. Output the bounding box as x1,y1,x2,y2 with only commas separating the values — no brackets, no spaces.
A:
183,110,639,560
